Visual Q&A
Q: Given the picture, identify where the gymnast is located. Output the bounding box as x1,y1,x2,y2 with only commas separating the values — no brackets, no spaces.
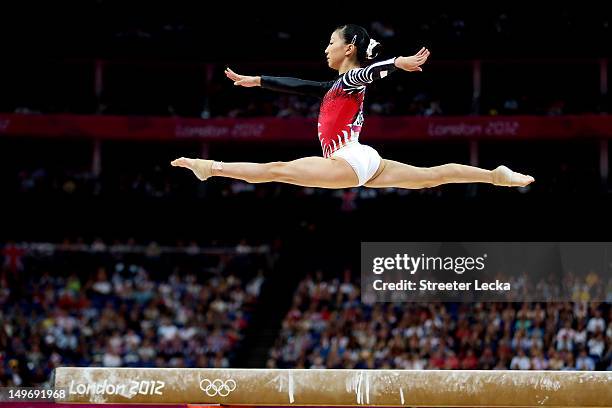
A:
172,24,534,189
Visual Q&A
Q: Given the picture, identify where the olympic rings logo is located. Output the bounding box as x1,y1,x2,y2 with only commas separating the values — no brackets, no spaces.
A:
199,378,237,397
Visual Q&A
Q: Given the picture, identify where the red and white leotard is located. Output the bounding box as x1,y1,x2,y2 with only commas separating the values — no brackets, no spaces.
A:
261,57,397,158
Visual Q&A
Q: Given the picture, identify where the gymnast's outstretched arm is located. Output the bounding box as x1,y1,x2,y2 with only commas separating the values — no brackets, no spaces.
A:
224,67,333,98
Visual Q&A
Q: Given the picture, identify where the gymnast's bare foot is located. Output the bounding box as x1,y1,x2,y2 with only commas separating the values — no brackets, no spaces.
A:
171,157,214,181
492,165,535,187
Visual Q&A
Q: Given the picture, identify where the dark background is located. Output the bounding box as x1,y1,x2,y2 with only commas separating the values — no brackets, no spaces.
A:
0,1,611,386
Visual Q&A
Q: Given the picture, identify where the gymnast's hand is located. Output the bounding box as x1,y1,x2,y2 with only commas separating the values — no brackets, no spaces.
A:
394,47,430,72
224,67,261,87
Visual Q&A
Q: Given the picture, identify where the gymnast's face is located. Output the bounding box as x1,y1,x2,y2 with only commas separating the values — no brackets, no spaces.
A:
325,30,354,71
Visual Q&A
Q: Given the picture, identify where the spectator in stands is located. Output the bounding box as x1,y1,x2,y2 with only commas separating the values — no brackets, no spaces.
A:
510,348,531,370
575,349,595,370
587,309,606,333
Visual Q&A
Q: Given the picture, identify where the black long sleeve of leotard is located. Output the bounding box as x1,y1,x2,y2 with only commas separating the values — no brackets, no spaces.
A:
261,57,398,97
260,76,335,99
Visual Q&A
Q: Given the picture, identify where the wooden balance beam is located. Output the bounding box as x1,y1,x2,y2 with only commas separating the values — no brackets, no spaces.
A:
53,367,612,407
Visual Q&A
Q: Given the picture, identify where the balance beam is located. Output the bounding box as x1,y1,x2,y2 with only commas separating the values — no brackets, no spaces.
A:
53,367,611,407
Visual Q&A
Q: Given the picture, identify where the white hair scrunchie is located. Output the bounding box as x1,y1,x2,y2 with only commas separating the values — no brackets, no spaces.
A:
366,38,380,60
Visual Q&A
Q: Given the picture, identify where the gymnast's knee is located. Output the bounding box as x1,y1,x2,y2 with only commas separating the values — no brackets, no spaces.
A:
267,161,294,182
428,163,458,185
418,166,448,188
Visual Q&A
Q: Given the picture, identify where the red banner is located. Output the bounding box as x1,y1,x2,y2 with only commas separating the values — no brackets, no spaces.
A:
0,113,611,141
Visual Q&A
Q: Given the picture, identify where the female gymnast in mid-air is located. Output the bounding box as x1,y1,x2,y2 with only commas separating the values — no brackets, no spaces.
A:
172,24,534,189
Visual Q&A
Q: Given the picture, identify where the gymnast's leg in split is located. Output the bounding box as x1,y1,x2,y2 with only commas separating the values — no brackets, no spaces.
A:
170,156,534,189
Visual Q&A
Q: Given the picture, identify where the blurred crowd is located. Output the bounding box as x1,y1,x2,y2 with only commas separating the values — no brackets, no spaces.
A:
268,272,612,370
0,239,269,386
